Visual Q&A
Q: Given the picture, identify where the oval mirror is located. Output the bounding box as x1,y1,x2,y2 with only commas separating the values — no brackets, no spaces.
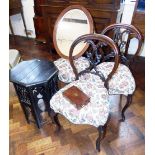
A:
53,5,94,59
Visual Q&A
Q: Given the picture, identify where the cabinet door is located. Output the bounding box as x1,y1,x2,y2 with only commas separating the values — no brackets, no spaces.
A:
34,0,47,16
33,17,47,43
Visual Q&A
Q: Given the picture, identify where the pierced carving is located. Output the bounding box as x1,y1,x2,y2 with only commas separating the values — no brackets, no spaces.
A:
85,39,102,67
79,38,109,81
31,86,47,112
113,28,130,53
15,85,31,105
101,24,142,67
37,94,46,112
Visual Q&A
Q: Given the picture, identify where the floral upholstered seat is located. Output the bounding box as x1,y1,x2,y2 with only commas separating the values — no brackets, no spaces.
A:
54,57,90,83
93,62,136,96
50,74,109,127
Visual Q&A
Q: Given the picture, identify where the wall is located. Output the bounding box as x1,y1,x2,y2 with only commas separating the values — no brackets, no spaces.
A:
9,0,35,38
121,0,145,56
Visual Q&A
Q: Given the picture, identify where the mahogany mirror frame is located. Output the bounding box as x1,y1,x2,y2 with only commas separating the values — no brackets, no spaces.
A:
53,5,94,59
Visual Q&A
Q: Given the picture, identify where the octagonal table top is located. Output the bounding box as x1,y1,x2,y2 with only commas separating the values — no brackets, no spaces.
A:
9,59,58,87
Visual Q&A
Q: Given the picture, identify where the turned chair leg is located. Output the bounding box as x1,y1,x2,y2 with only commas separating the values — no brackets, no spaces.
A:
50,109,61,131
120,94,133,121
96,125,107,152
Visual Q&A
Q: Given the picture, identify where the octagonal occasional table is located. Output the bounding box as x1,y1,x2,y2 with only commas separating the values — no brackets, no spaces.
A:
10,59,59,128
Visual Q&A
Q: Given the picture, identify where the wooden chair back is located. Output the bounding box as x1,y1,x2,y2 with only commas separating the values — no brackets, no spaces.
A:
69,34,119,89
101,23,143,66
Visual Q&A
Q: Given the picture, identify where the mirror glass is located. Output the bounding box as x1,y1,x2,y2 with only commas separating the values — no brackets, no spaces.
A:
53,6,93,59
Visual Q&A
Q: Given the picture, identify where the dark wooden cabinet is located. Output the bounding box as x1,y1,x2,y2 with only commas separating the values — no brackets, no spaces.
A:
33,0,121,50
33,0,47,43
132,0,145,37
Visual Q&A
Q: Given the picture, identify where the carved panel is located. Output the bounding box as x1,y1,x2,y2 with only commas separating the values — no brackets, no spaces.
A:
15,84,31,105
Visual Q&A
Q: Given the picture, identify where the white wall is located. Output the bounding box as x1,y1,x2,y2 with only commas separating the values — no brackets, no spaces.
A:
121,0,136,24
9,0,35,38
121,0,145,57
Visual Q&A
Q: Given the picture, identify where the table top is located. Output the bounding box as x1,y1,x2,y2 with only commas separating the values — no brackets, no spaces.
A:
10,59,58,87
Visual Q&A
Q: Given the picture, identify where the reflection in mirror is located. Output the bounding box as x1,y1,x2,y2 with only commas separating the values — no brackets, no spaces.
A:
56,9,90,57
53,6,93,59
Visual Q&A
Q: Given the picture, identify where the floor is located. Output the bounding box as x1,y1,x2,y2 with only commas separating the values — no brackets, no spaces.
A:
9,36,145,155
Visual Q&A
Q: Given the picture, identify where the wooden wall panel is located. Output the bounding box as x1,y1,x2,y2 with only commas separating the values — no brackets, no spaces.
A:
33,17,47,43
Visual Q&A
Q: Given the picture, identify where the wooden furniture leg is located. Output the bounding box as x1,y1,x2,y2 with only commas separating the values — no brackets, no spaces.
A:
121,94,133,121
96,125,107,152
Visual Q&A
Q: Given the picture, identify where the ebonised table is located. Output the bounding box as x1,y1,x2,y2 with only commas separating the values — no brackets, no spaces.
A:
10,59,59,128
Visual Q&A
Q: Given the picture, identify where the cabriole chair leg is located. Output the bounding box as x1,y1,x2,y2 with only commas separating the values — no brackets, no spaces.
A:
120,94,133,121
96,125,107,152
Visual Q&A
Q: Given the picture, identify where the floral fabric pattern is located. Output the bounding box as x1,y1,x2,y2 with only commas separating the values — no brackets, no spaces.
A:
93,62,136,95
50,74,109,127
54,57,90,83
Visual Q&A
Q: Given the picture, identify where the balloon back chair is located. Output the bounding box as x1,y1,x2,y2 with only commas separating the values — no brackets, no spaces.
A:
95,23,143,121
101,23,143,67
50,34,119,152
53,5,94,84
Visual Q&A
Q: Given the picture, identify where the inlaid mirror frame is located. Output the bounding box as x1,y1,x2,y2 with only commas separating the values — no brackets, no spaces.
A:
53,5,94,59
